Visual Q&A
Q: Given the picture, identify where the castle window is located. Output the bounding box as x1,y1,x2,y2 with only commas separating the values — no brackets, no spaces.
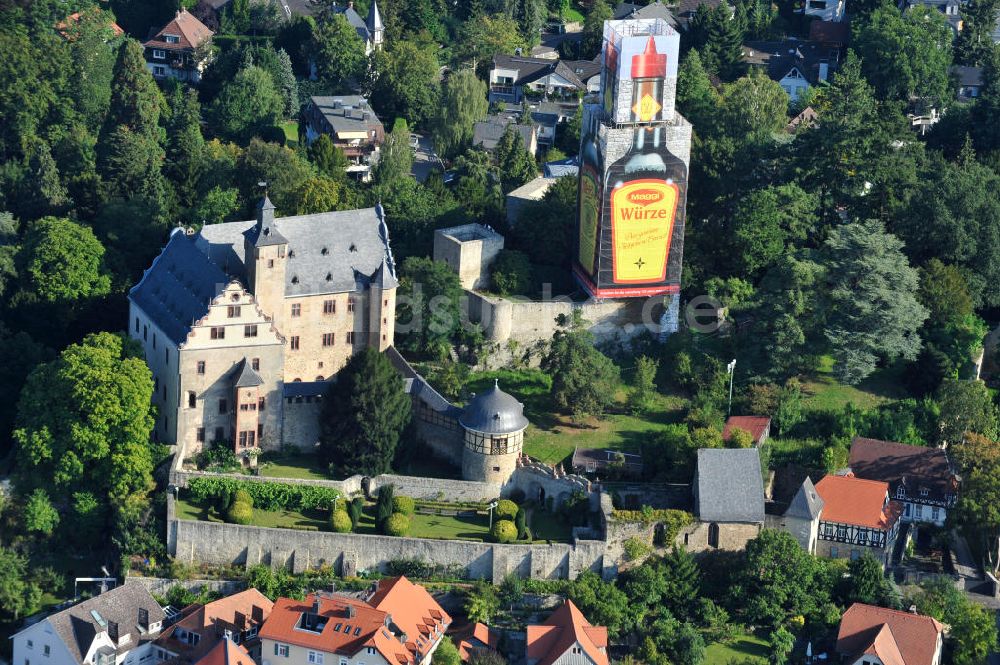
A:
258,423,263,440
322,333,335,347
187,392,196,408
346,332,354,344
316,375,325,381
259,397,266,411
144,326,148,341
228,305,241,318
135,317,139,333
244,325,258,338
291,304,301,317
196,428,205,442
325,273,332,281
384,299,388,307
197,361,206,374
291,336,300,350
153,334,157,349
268,259,274,268
291,276,299,284
323,300,335,314
252,358,260,371
219,399,228,414
165,348,170,364
211,327,225,340
347,299,355,313
231,294,239,302
278,246,286,258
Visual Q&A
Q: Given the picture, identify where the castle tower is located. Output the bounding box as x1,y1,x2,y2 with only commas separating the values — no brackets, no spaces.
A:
232,358,264,456
368,204,397,351
243,195,288,333
366,0,384,50
460,381,529,485
575,18,691,326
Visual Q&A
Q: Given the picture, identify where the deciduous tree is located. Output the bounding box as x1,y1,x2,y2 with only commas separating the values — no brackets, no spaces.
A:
210,65,284,142
542,311,620,418
434,70,489,159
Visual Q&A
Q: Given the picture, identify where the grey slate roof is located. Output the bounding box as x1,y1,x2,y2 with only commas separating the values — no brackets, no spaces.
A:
196,207,394,297
460,381,529,434
743,40,839,85
309,96,383,138
384,346,462,417
695,448,765,523
331,5,371,41
128,230,231,345
283,381,328,398
785,476,824,520
244,196,287,247
472,116,536,151
43,583,165,665
952,65,983,87
491,55,587,89
613,1,678,26
233,358,264,387
544,156,579,178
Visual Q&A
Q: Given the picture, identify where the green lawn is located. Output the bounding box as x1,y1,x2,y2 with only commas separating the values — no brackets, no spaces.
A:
258,454,330,481
176,497,572,543
281,120,299,148
703,635,770,664
799,357,908,412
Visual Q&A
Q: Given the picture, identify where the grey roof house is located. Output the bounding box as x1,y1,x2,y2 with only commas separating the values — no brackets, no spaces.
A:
328,0,384,53
694,448,765,524
489,55,594,104
743,39,839,103
11,584,166,665
613,1,679,26
303,96,385,177
953,65,983,99
472,115,539,156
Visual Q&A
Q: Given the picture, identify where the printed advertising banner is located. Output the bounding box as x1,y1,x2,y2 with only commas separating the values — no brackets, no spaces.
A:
577,20,687,299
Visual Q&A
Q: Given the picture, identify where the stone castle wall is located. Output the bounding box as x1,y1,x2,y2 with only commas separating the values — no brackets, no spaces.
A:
676,521,762,553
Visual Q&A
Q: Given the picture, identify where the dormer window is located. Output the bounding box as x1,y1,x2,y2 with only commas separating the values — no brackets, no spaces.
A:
326,273,332,281
164,34,179,43
321,247,329,255
920,487,929,497
291,276,299,284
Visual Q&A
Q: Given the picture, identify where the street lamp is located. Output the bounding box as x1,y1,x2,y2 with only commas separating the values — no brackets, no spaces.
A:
488,500,499,529
727,358,736,415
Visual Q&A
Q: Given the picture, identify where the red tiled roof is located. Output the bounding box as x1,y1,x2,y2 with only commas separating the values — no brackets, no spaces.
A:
261,578,450,665
143,8,213,51
452,623,500,662
56,10,124,39
156,589,274,662
723,416,770,443
836,603,944,665
195,639,256,665
815,475,902,529
526,601,608,665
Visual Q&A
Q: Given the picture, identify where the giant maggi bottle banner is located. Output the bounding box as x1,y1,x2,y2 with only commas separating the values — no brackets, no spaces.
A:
575,19,688,299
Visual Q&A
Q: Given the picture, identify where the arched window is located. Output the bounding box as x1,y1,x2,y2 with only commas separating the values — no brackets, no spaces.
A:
708,522,720,548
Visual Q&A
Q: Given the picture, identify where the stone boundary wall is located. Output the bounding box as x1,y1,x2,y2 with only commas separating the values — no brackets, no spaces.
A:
168,495,606,581
125,575,244,598
369,474,501,502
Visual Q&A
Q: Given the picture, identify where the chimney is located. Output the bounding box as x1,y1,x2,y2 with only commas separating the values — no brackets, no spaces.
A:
108,621,120,644
347,605,356,619
138,608,149,631
348,0,354,7
818,61,829,82
312,598,322,615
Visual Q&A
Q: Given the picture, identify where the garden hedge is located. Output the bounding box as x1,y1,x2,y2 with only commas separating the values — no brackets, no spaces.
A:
187,476,340,512
392,495,416,515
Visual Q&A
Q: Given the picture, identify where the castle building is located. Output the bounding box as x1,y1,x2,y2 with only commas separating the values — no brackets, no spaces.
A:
128,198,397,455
460,381,529,485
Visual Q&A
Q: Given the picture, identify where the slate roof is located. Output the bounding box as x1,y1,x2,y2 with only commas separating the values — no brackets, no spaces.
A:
491,55,587,89
743,39,839,85
244,196,287,247
836,603,944,665
128,230,232,345
195,207,395,297
848,437,957,505
561,60,602,84
143,9,213,51
309,96,384,139
785,476,824,520
543,156,579,178
814,474,902,530
472,116,536,151
233,359,264,388
675,0,725,20
526,601,608,665
612,1,679,26
384,346,463,418
460,381,529,434
331,4,372,42
133,205,396,348
40,584,165,665
952,65,983,87
695,448,765,523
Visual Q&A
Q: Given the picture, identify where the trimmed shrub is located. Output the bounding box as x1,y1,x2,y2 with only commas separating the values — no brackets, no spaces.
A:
392,495,416,515
349,496,365,527
496,499,518,520
227,501,253,525
384,513,410,537
330,509,353,533
234,489,254,507
376,485,395,528
515,507,527,539
492,519,517,543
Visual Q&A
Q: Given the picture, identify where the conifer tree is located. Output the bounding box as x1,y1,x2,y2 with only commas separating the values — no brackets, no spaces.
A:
165,87,205,209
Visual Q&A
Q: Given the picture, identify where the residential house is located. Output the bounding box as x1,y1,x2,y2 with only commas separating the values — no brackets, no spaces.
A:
260,577,451,665
472,116,539,156
11,584,165,665
903,0,1000,40
849,437,958,526
803,0,845,23
613,1,679,27
525,601,609,665
722,416,771,446
542,156,579,178
506,177,555,224
835,603,945,665
953,65,983,99
189,640,256,665
571,447,643,477
452,624,499,663
328,0,384,54
814,474,903,566
153,589,273,664
128,196,397,455
680,448,765,552
489,55,593,105
743,40,839,102
303,96,385,178
143,9,214,83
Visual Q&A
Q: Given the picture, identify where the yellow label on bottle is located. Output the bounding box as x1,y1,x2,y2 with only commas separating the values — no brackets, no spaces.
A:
632,94,662,122
610,179,678,283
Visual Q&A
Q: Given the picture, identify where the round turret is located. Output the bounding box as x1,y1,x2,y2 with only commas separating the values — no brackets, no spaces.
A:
460,381,528,484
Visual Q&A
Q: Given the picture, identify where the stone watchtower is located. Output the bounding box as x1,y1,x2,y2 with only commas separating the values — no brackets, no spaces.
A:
243,195,288,332
460,381,529,485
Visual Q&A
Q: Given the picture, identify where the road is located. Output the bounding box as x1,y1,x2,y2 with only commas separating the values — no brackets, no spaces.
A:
410,133,443,183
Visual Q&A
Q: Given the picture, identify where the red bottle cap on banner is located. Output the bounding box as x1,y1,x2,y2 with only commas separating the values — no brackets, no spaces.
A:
631,36,667,79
